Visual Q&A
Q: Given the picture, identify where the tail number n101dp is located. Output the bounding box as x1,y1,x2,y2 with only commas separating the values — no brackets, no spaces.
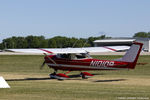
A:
90,61,114,67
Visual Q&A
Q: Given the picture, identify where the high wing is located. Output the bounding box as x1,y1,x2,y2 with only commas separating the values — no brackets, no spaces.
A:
6,46,130,54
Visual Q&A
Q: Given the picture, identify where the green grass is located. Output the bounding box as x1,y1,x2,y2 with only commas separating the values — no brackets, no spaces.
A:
0,55,150,100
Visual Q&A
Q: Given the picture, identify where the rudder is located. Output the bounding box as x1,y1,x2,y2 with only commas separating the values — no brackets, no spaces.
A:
116,42,143,69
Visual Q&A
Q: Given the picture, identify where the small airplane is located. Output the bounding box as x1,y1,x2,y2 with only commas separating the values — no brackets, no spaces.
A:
6,42,143,80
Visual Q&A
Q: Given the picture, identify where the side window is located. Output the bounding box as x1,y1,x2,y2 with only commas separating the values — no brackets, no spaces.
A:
56,54,61,58
70,54,77,60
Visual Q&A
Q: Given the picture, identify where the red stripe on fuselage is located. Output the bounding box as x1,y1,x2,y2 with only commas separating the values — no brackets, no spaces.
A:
48,65,117,71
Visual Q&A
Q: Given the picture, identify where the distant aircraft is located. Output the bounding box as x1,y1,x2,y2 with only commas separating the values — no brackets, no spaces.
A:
7,42,143,80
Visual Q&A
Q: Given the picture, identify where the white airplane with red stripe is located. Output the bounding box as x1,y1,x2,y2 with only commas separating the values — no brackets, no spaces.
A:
7,42,143,80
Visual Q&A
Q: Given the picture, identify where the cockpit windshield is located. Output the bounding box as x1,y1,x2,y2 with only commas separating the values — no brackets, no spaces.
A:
56,53,91,60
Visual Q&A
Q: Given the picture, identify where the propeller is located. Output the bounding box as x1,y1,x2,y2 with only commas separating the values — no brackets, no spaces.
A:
40,53,57,70
40,60,46,69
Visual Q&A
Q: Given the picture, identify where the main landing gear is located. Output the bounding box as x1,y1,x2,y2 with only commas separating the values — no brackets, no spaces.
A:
49,70,94,80
80,72,94,79
49,70,70,80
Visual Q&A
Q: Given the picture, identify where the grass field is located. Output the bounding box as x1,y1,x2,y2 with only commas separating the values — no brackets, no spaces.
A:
0,55,150,100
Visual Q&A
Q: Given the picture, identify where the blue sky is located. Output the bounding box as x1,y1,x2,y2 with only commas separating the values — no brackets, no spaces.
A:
0,0,150,42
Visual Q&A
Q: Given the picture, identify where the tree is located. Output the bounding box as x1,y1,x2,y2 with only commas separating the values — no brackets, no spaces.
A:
25,35,45,48
133,32,148,38
40,39,48,48
14,37,28,48
0,43,3,49
48,39,57,48
2,38,14,48
87,35,110,46
148,32,150,38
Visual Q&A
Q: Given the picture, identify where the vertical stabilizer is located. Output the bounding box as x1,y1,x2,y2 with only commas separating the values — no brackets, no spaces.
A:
116,42,143,69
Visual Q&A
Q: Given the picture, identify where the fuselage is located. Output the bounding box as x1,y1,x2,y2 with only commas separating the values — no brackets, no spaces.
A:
44,55,132,71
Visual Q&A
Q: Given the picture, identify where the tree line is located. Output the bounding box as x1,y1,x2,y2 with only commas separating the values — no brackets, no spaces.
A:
0,31,149,49
133,32,150,38
0,35,110,49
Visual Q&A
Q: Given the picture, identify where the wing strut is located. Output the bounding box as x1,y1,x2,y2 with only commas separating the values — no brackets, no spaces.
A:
43,53,57,65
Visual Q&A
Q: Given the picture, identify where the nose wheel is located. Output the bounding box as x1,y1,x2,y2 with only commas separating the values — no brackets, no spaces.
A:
49,69,57,79
52,69,57,75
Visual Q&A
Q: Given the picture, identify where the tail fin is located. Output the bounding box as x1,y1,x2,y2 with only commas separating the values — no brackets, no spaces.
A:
116,42,143,69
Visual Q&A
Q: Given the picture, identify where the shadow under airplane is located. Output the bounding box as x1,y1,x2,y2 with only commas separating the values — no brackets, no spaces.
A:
6,75,126,83
6,77,51,81
93,79,126,82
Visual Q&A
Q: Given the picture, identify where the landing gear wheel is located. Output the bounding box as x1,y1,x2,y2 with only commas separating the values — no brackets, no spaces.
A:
49,70,69,80
49,69,57,79
80,72,87,79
